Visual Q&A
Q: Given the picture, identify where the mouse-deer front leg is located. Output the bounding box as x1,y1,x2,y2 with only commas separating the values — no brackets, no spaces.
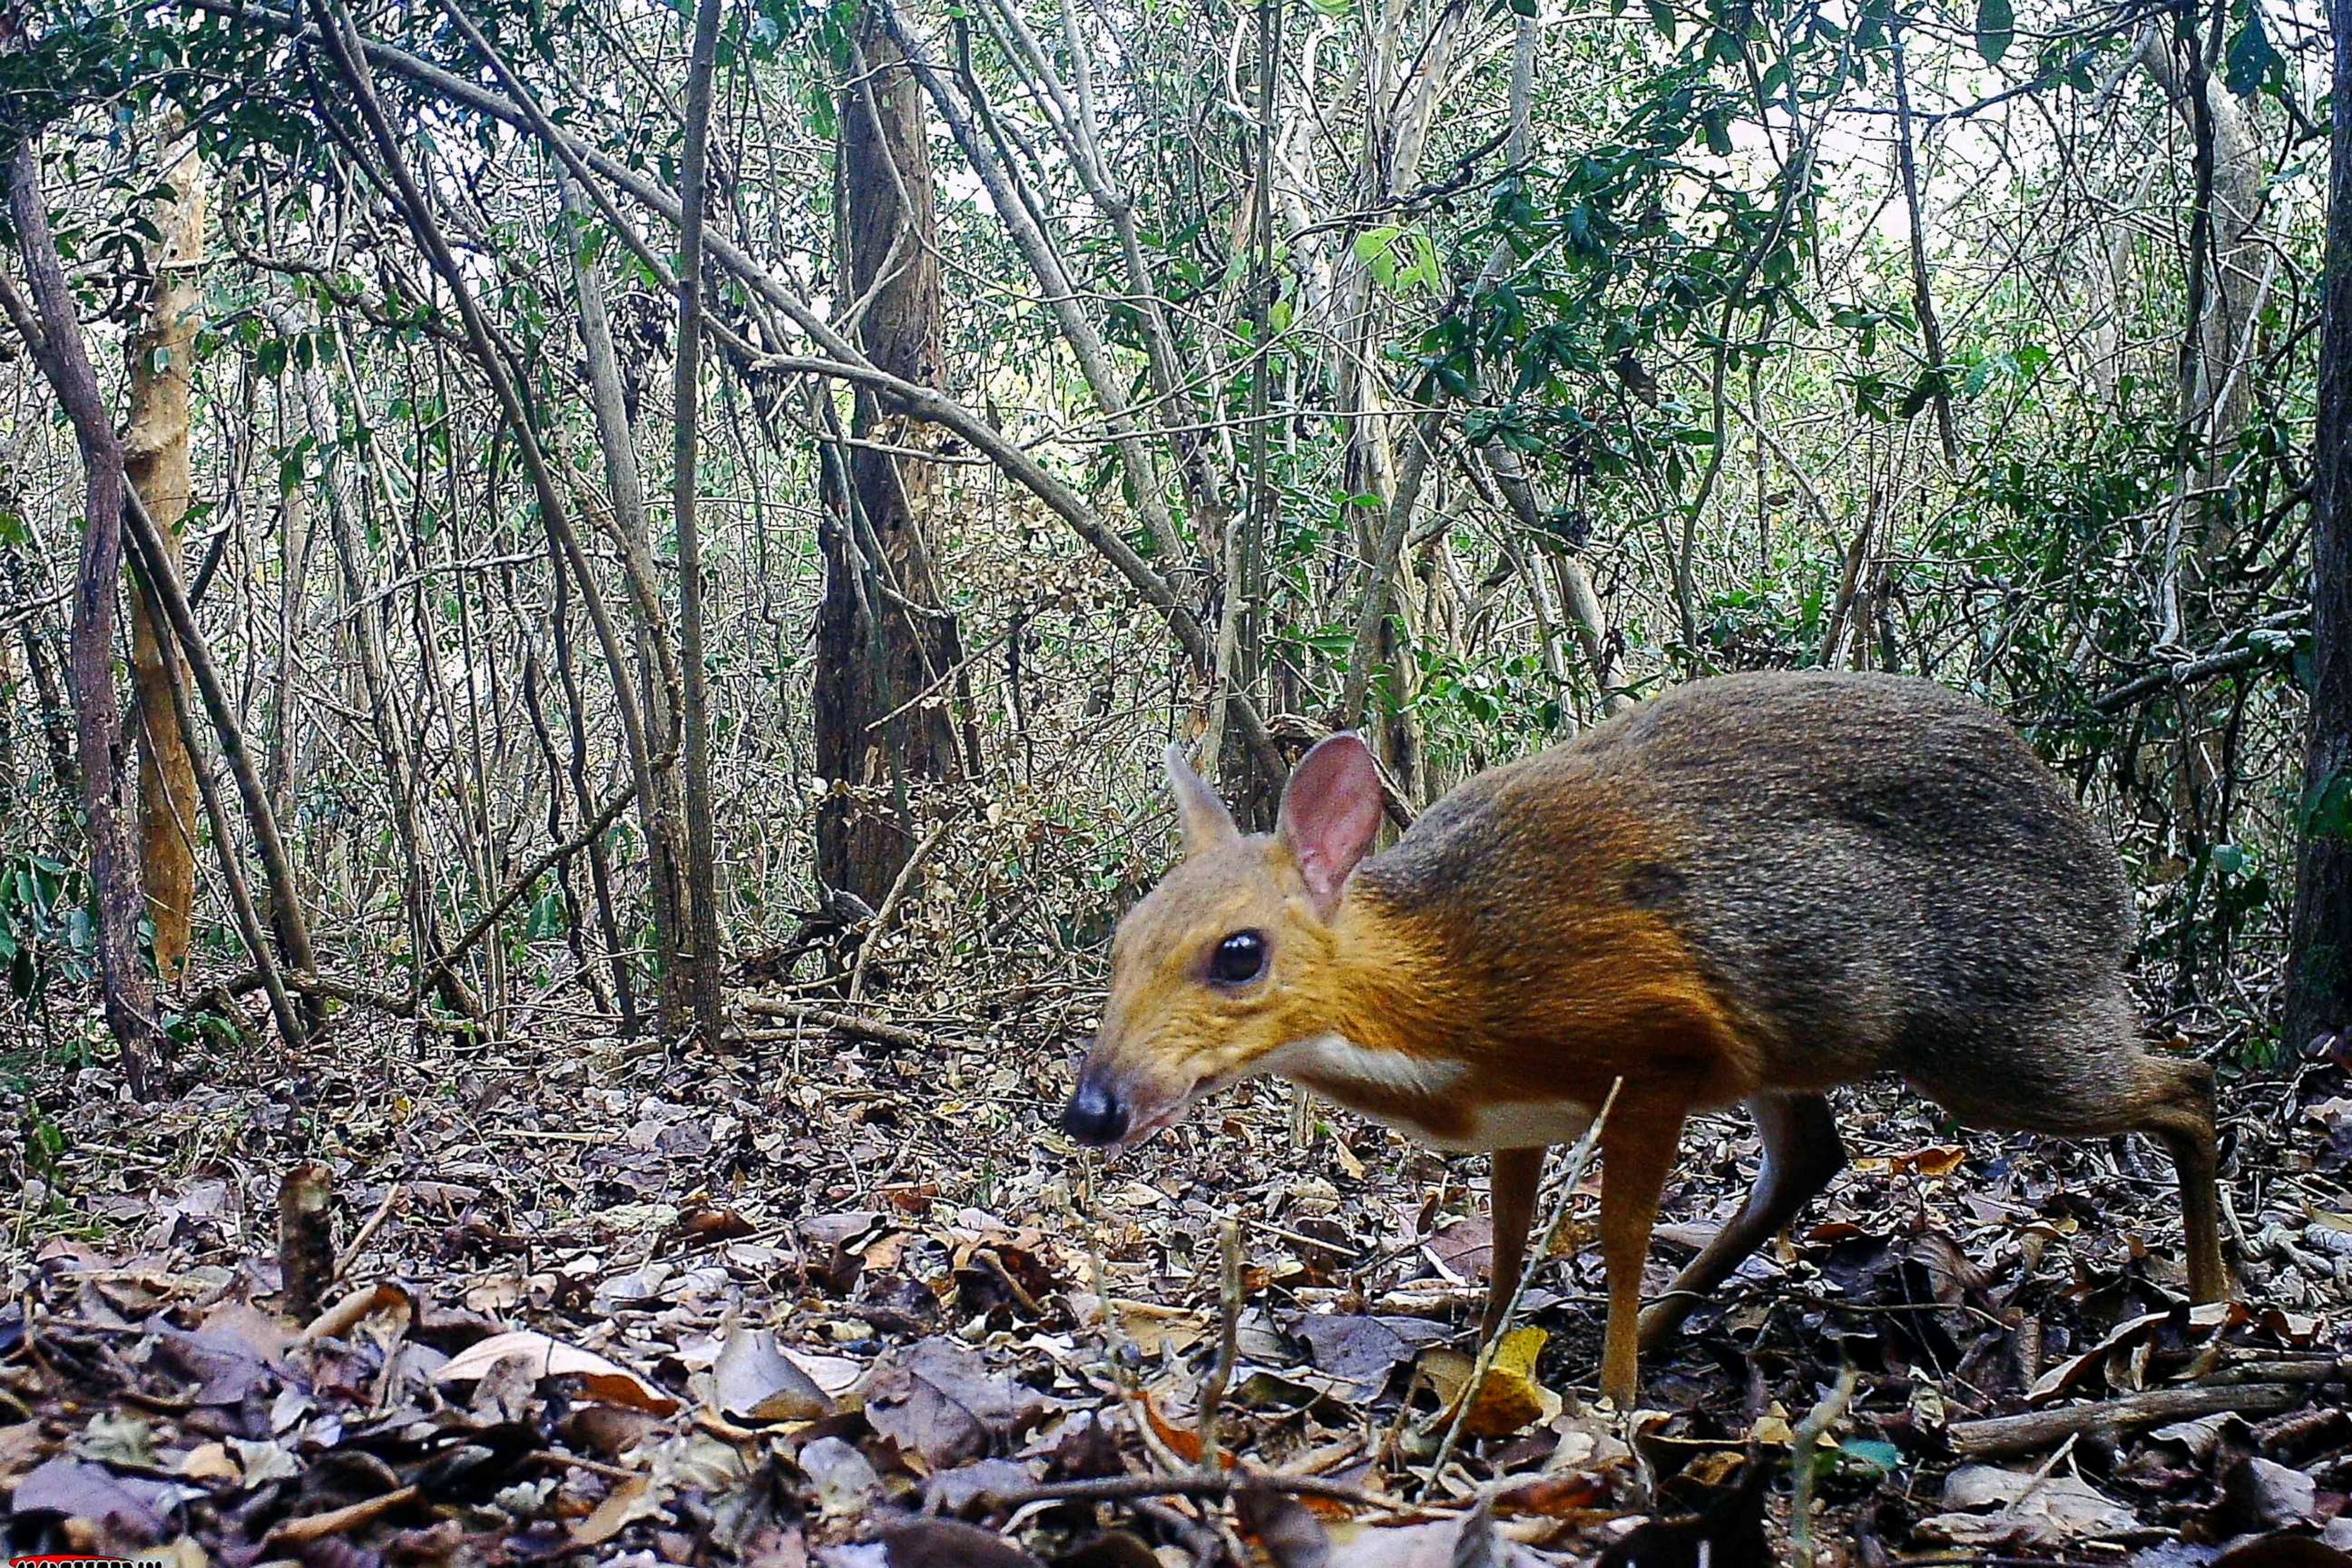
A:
1482,1144,1547,1339
1597,1102,1688,1406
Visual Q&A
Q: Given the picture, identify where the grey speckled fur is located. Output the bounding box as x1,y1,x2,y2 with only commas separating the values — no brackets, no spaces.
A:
1366,670,2176,1130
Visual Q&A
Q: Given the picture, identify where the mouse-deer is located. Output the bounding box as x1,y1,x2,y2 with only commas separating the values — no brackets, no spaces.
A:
1062,671,2227,1405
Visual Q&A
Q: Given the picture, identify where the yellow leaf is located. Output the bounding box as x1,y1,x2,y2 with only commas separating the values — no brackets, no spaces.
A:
1420,1327,1560,1438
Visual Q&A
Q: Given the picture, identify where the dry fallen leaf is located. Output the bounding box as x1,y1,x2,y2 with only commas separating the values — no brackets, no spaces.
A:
798,1436,883,1520
2027,1300,2239,1403
1289,1314,1451,1400
570,1474,668,1545
864,1336,1052,1469
434,1330,681,1415
1110,1298,1207,1356
12,1455,169,1546
1237,1477,1335,1566
1892,1144,1967,1178
710,1325,834,1424
1917,1464,2138,1548
1416,1327,1558,1438
177,1443,240,1485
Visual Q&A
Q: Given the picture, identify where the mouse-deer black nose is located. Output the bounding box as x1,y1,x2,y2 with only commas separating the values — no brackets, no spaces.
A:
1061,1074,1129,1145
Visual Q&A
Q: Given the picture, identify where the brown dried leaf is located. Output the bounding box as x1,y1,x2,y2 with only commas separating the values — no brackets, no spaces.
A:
873,1518,1044,1568
712,1325,834,1424
1918,1465,2137,1548
570,1474,668,1545
1289,1314,1452,1401
2222,1455,2324,1534
1236,1478,1334,1567
864,1336,1050,1470
434,1329,680,1415
11,1456,168,1546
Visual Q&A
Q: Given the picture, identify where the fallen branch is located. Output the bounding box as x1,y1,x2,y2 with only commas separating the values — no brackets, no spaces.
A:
1948,1381,2313,1458
740,998,943,1053
965,1468,1407,1517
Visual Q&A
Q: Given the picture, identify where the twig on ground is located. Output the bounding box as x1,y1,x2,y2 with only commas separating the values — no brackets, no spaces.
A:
1132,1496,1225,1567
1948,1379,2321,1458
973,1247,1045,1318
527,1448,645,1483
331,1181,404,1282
967,1469,1406,1515
1790,1363,1862,1568
1200,1214,1242,1473
740,997,948,1052
1996,1431,2078,1522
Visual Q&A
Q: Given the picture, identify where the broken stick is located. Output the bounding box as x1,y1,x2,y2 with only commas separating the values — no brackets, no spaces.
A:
278,1161,335,1322
1949,1382,2308,1459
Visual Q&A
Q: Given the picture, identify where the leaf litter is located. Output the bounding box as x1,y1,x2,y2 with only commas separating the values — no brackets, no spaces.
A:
0,1012,2347,1564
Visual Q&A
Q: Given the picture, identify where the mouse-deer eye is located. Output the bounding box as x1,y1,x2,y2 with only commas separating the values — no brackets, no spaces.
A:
1209,929,1268,986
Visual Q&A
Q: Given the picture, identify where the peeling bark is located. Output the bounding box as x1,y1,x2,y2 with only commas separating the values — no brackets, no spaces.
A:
122,124,209,986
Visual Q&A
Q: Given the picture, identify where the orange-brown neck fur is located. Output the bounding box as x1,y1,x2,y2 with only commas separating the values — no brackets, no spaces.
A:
1274,831,1767,1143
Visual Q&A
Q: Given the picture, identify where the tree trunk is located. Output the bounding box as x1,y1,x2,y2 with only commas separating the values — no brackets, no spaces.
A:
6,142,166,1094
2144,24,2270,642
816,6,970,915
2284,0,2352,1050
2,532,78,808
122,123,209,987
563,175,694,1036
673,0,730,1044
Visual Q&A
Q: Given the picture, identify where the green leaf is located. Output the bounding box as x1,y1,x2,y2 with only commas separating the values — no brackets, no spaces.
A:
2223,8,2278,97
1355,224,1438,294
1646,0,1677,42
1975,0,2012,64
1839,1438,1903,1476
1353,224,1403,289
1898,368,1948,419
523,888,567,942
2302,771,2352,841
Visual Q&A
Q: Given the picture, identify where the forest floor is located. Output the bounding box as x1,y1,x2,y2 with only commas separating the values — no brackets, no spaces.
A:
4,995,2352,1566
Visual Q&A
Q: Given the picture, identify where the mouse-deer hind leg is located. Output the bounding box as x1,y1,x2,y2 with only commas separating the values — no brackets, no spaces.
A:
1638,1093,1844,1350
1912,1037,2228,1304
2138,1057,2227,1302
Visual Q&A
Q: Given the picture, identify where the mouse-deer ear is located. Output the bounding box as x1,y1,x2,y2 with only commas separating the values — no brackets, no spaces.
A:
1165,742,1240,857
1276,733,1384,918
